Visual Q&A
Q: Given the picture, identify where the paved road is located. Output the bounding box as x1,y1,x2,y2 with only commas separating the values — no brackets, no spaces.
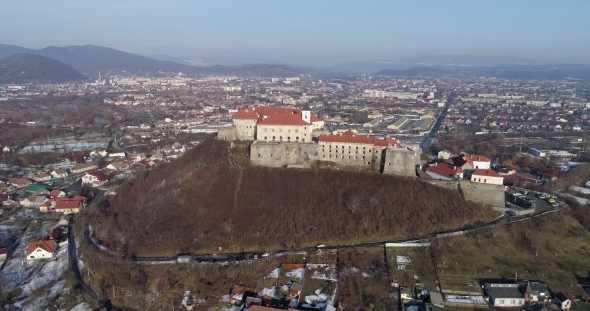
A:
422,92,454,150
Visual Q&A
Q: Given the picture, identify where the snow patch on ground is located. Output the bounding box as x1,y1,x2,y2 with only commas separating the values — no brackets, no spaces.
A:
219,294,230,303
397,255,412,264
70,302,93,311
261,286,276,297
21,248,69,297
88,225,108,251
285,267,305,282
267,267,280,279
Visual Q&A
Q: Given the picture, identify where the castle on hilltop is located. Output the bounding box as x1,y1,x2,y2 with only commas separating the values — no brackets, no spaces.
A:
218,106,419,176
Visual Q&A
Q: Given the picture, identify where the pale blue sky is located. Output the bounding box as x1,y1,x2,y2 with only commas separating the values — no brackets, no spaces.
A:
1,0,589,65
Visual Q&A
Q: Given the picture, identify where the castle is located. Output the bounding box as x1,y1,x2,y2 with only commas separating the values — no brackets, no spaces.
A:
218,106,420,176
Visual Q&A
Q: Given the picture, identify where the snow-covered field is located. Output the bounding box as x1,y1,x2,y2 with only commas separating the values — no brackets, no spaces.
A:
445,295,487,305
0,208,83,309
285,267,305,282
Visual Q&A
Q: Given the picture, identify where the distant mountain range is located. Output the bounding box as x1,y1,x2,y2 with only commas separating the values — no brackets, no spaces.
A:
376,67,445,77
1,44,589,80
0,54,86,83
0,44,301,77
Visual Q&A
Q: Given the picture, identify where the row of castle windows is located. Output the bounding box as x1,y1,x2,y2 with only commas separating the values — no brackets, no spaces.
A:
263,136,306,142
261,127,307,132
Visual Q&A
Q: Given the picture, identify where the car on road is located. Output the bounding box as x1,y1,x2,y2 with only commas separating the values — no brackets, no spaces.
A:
551,202,560,208
505,210,517,217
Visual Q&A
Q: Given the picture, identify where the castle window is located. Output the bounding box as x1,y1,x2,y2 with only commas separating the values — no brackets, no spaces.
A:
272,136,275,140
484,179,487,182
295,129,299,133
368,162,371,165
280,136,283,141
323,155,325,158
258,154,261,157
388,163,391,166
297,137,300,140
288,137,291,141
272,129,275,132
264,136,267,140
341,155,344,159
288,129,291,133
302,138,305,142
362,156,365,160
354,156,357,159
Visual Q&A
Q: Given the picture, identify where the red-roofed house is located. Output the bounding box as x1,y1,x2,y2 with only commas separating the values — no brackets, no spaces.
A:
65,154,86,163
26,238,56,261
82,171,107,187
222,106,324,141
0,247,8,261
54,199,83,214
425,163,464,180
471,169,504,185
452,154,491,171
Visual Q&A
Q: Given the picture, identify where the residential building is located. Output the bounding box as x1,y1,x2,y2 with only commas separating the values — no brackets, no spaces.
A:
50,169,69,179
529,148,576,160
452,154,491,171
484,283,525,308
554,293,571,310
522,281,551,303
81,171,107,186
71,163,98,174
425,163,463,180
471,169,504,185
437,149,452,160
25,238,56,261
8,178,32,188
33,172,52,182
20,195,48,208
0,247,7,261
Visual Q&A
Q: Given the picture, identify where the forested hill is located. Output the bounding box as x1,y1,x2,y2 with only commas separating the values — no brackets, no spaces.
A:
88,138,498,257
0,53,86,83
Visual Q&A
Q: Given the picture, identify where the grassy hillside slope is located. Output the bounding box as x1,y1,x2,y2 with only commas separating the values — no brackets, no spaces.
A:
88,138,498,256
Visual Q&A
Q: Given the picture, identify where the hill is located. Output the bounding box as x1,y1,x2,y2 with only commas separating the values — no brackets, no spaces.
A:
0,44,300,76
87,137,498,257
0,53,86,83
376,67,444,77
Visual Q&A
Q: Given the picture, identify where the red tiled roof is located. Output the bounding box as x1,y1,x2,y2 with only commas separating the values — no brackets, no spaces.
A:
426,163,463,179
86,171,107,181
0,247,7,255
452,153,491,167
472,169,502,177
232,108,258,120
55,200,82,210
257,113,311,126
26,238,54,256
65,154,85,162
50,190,62,198
232,107,321,124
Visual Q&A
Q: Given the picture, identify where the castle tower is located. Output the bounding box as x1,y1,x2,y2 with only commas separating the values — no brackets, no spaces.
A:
302,104,311,124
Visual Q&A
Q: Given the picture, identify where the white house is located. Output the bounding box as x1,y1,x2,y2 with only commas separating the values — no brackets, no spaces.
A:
71,163,98,174
50,169,69,179
81,171,107,187
554,293,571,310
425,163,463,180
20,195,48,208
33,172,52,182
484,283,525,308
438,149,452,160
25,238,56,261
471,169,504,185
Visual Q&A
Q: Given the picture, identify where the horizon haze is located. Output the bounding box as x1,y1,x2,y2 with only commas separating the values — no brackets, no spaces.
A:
1,1,590,67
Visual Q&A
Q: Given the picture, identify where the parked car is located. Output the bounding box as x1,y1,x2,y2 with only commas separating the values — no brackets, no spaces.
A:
505,210,517,217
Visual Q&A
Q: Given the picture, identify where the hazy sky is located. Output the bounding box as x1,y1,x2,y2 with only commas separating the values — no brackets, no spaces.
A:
1,0,590,65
